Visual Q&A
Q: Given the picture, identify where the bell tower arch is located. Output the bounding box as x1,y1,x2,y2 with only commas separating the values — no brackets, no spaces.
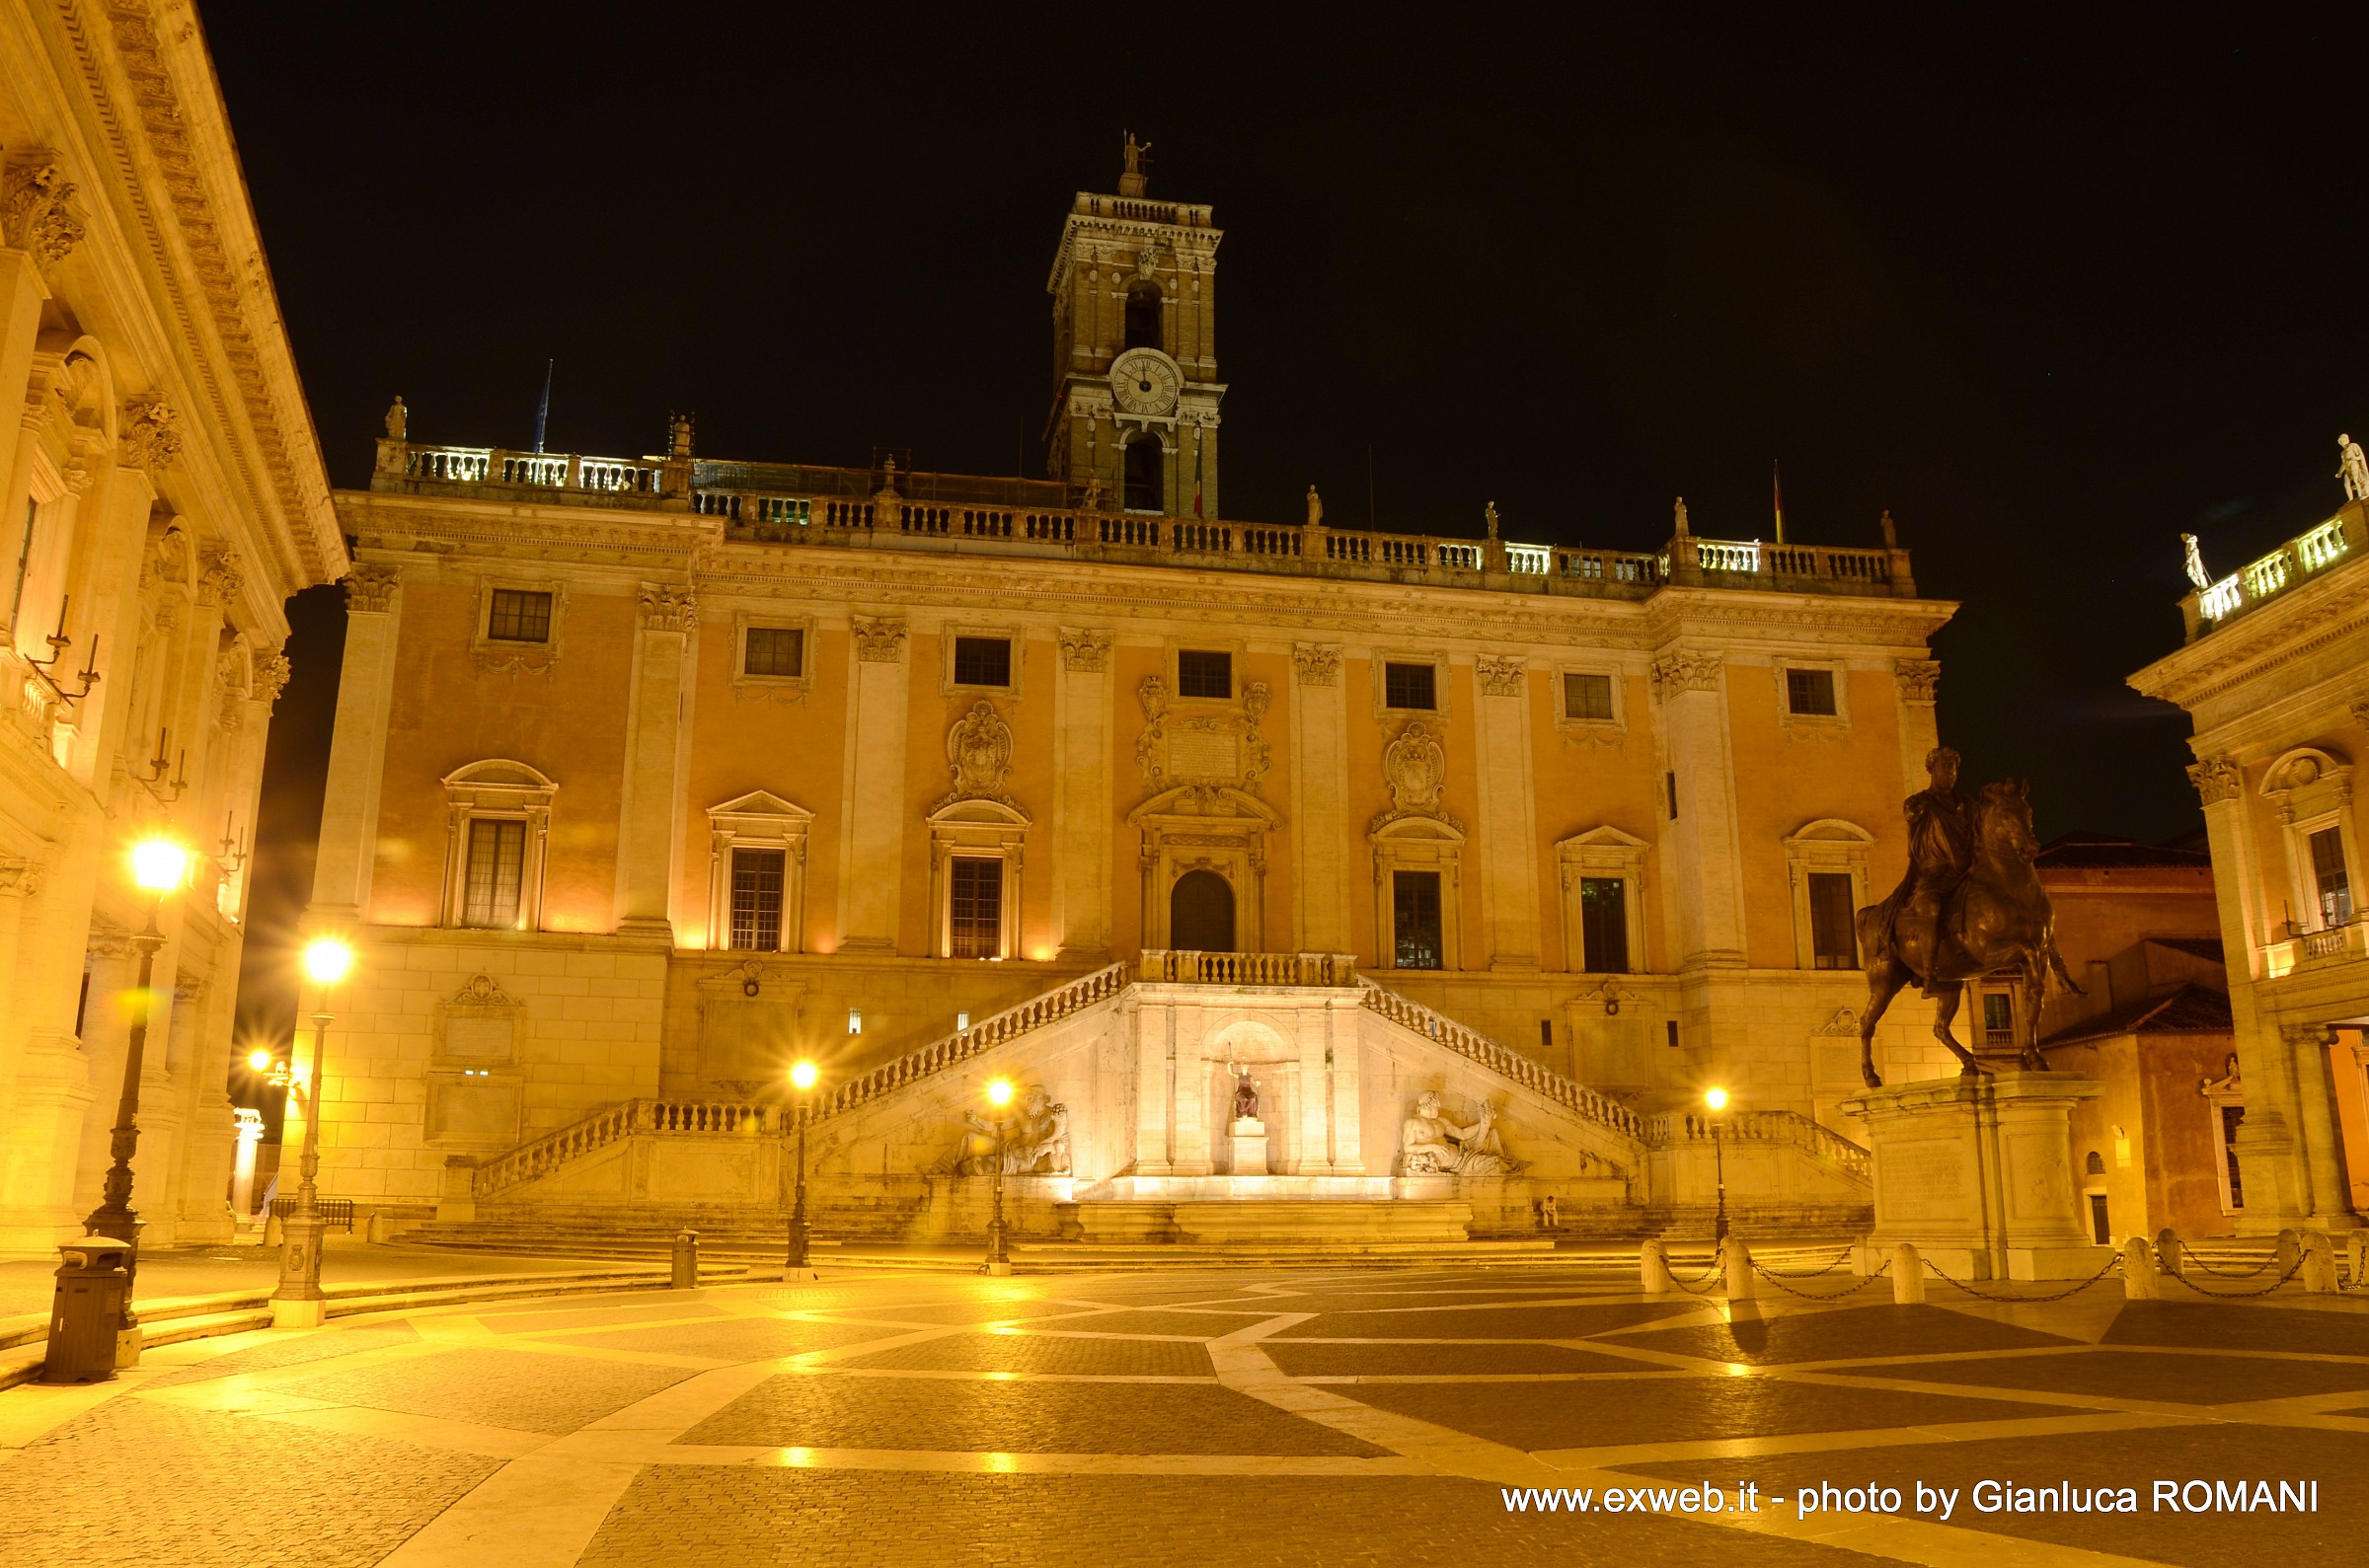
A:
1045,135,1226,518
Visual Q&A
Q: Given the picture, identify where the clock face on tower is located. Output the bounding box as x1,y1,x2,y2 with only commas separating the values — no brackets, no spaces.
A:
1109,348,1181,417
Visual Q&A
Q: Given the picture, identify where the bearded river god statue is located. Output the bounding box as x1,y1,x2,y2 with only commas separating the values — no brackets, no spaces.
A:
1398,1091,1519,1176
1856,747,2082,1087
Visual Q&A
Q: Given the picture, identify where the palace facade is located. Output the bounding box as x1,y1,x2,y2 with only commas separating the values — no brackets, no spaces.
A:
1,4,344,1249
2130,479,2369,1231
307,161,1956,1235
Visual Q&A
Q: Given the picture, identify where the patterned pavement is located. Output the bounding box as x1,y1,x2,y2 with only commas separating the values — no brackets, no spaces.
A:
2,1259,2364,1566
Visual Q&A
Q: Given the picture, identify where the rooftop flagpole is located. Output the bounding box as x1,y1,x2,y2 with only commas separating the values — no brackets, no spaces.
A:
1772,459,1786,544
533,358,553,455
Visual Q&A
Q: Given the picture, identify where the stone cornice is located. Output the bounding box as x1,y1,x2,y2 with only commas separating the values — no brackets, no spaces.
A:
43,0,344,594
2129,557,2369,710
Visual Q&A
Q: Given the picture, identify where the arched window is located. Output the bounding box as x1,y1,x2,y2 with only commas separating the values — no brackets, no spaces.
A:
1124,283,1162,350
1122,436,1164,513
1170,869,1235,952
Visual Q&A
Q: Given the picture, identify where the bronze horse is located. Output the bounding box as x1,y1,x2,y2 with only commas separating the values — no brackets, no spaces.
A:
1855,778,2080,1087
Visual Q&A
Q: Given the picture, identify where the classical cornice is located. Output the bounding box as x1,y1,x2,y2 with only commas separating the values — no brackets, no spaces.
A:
2129,561,2369,711
45,0,344,593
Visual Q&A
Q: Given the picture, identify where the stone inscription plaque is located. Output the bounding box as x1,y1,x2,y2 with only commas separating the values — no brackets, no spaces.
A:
1170,729,1239,782
1877,1136,1972,1225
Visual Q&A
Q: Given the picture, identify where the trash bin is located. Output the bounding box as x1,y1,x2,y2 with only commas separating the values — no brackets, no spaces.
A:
41,1238,134,1384
671,1230,700,1290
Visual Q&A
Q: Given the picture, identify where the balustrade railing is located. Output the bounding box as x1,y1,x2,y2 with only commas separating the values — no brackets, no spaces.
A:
1642,1108,1871,1181
1139,950,1359,987
2189,506,2366,636
1357,981,1644,1145
474,1098,771,1196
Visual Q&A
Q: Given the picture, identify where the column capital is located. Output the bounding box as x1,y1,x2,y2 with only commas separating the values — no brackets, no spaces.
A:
2187,755,2244,806
1,153,85,267
343,564,401,615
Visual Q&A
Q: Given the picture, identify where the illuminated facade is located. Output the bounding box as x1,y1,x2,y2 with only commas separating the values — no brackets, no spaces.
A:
0,6,344,1249
307,160,1957,1231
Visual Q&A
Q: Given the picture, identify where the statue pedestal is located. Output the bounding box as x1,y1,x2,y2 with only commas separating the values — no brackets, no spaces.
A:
1837,1071,2109,1282
1228,1117,1269,1176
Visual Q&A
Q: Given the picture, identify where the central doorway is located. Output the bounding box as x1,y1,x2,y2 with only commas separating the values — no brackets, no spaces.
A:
1170,869,1236,951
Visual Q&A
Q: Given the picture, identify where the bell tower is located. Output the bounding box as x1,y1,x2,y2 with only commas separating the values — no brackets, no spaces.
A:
1045,135,1225,518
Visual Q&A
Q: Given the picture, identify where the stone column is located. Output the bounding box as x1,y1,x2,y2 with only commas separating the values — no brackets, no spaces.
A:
1473,655,1542,970
1650,650,1746,965
836,616,910,952
614,584,696,936
309,566,404,923
0,226,61,503
2286,1022,2360,1226
1052,629,1114,957
1288,643,1351,951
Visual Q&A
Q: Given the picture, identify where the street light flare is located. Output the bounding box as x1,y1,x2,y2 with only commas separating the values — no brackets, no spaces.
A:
302,937,354,985
986,1078,1013,1107
129,837,190,892
248,1048,272,1072
790,1060,818,1091
1705,1086,1728,1111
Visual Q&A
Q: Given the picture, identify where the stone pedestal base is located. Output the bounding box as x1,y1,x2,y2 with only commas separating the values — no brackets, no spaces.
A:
270,1296,327,1329
1228,1118,1269,1176
1838,1071,2111,1282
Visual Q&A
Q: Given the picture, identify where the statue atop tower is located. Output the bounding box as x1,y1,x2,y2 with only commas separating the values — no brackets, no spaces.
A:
1119,132,1152,197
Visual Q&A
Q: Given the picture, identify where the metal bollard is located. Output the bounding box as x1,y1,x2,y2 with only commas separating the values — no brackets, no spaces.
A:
40,1238,134,1383
1892,1242,1925,1305
1640,1238,1675,1295
2154,1228,2181,1279
2300,1232,2338,1293
1722,1237,1755,1300
671,1230,700,1290
2121,1235,2159,1300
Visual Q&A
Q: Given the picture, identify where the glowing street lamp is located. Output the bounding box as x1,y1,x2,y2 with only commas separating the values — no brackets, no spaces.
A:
1705,1086,1730,1242
984,1077,1014,1277
78,835,190,1361
787,1060,818,1270
272,935,355,1327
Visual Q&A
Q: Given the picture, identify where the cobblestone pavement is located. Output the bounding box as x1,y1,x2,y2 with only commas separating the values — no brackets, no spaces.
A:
2,1261,2364,1566
0,1238,630,1317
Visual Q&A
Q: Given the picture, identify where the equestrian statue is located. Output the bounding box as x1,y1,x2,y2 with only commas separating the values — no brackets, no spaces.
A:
1855,746,2081,1087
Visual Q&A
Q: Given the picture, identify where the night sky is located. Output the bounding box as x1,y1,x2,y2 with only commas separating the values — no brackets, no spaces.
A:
211,6,2369,1052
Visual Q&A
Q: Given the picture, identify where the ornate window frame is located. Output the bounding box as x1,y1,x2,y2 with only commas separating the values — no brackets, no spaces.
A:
423,973,526,1153
927,798,1030,958
1783,817,1873,969
1553,662,1626,746
2261,747,2358,932
1370,648,1451,722
729,611,814,705
471,576,566,676
438,760,557,931
705,790,814,952
1555,826,1648,973
1169,637,1246,705
1371,816,1465,971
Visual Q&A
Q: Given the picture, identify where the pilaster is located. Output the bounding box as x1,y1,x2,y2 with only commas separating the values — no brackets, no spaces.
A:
836,615,910,951
1650,649,1746,966
1052,629,1114,956
309,566,403,921
614,584,696,935
1473,654,1541,969
1288,642,1350,952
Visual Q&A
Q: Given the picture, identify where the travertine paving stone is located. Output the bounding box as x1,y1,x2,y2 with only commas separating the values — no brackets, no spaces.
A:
1618,1303,2077,1365
836,1332,1214,1377
676,1373,1389,1455
838,1298,1105,1326
1263,1339,1651,1377
575,1469,1892,1568
140,1321,424,1388
0,1398,498,1568
276,1345,698,1434
2103,1300,2369,1355
548,1316,898,1361
477,1300,732,1333
1270,1301,1693,1340
1041,1307,1272,1337
1337,1373,2077,1451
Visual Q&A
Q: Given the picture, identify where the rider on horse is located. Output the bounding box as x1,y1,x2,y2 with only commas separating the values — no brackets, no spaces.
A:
1873,746,1974,996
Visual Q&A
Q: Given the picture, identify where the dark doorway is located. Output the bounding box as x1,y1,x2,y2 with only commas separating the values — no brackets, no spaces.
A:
1170,869,1235,951
2089,1192,2111,1245
1123,436,1164,512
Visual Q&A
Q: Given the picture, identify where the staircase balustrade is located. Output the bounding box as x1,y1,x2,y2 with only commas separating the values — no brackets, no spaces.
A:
1643,1108,1871,1181
1355,981,1644,1144
474,1099,770,1197
1138,950,1358,987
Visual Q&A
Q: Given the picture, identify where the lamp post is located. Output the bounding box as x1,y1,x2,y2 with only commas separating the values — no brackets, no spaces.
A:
984,1077,1013,1277
272,936,352,1328
787,1060,817,1269
83,836,191,1359
1705,1086,1730,1243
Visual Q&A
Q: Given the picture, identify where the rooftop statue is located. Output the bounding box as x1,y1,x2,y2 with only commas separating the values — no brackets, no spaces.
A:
1306,485,1324,528
384,395,407,442
2181,532,2212,591
1856,747,2081,1087
2338,433,2369,502
1123,131,1152,179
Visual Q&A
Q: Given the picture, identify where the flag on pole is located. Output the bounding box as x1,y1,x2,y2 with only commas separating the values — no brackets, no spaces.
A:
1193,428,1204,518
1772,460,1785,544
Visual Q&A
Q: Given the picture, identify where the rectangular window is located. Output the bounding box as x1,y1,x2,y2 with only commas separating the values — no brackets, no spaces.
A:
1392,869,1443,970
950,857,1003,958
1982,991,2015,1049
742,627,803,678
728,848,786,951
1563,671,1613,721
1579,877,1629,972
1807,871,1858,969
2309,826,2352,924
1785,667,1838,716
1384,661,1437,710
1177,648,1232,699
488,589,553,643
2220,1103,2245,1210
954,635,1013,688
462,818,527,928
